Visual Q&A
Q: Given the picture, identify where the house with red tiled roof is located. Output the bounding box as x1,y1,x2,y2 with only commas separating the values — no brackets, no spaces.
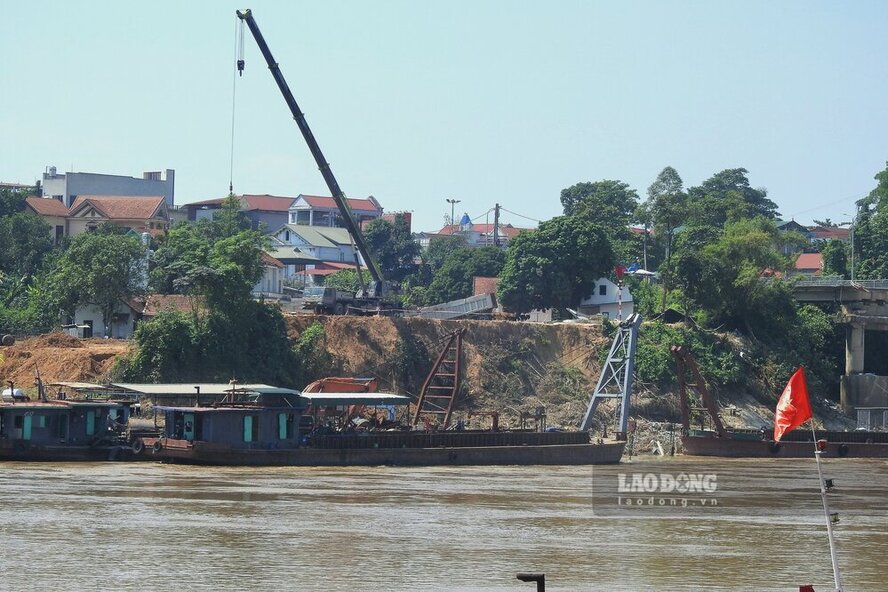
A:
288,194,382,228
183,194,296,232
253,252,286,298
67,195,170,236
25,196,69,243
793,252,823,276
431,213,531,248
809,226,850,244
24,195,170,240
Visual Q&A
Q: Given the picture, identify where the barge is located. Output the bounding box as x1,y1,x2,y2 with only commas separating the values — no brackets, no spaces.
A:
0,386,133,461
137,389,625,466
672,345,888,458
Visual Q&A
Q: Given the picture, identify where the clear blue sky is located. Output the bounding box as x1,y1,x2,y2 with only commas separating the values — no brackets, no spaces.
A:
2,1,886,233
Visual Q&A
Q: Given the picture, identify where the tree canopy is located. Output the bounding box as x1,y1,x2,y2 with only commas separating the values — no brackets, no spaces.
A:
427,246,505,304
686,168,779,227
853,162,888,279
49,230,147,335
363,213,420,282
498,216,614,313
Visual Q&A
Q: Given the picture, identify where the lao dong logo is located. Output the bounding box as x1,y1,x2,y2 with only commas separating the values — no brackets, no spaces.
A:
617,472,718,494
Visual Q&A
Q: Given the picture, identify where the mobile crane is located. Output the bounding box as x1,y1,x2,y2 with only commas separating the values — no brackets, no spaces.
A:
236,9,393,313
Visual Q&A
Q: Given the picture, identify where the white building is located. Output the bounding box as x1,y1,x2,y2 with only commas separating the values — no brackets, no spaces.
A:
288,194,382,227
578,278,634,320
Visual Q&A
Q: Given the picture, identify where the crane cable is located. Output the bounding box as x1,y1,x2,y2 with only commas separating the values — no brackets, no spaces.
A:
229,17,245,194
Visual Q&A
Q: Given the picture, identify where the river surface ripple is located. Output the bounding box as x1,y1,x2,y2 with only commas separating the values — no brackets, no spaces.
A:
1,457,886,591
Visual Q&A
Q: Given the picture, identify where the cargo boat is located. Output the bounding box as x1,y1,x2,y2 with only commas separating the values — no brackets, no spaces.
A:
137,389,625,466
0,393,133,461
673,345,888,458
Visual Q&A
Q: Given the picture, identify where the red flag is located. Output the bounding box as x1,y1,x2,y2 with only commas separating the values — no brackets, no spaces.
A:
774,367,813,442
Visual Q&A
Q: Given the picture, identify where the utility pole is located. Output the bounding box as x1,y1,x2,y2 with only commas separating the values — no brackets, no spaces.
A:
446,198,461,229
493,203,500,247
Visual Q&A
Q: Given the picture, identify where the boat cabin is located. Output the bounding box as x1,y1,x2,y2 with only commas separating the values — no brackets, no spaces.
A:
0,400,129,447
155,391,411,449
156,405,307,449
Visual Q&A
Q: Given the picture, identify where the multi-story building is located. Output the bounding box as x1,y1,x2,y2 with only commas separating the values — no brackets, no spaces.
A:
41,166,175,207
288,194,382,227
183,194,295,232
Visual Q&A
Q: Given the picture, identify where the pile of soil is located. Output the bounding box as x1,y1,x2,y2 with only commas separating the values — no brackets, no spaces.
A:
0,333,130,393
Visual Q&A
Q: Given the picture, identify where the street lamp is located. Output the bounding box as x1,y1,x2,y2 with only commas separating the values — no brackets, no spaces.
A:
841,212,858,281
446,198,461,229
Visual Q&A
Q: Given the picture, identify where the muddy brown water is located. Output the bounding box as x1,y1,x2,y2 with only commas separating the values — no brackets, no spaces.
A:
1,457,886,591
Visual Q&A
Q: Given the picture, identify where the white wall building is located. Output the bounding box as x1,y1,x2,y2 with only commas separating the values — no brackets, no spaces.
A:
578,278,634,320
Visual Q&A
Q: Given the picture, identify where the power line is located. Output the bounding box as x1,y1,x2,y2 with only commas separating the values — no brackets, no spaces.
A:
787,192,868,219
499,207,541,224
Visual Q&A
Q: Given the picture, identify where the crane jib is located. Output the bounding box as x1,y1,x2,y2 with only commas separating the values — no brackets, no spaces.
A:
235,9,386,296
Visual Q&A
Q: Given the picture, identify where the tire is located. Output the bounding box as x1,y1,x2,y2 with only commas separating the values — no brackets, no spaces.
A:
334,303,345,315
769,442,781,454
131,439,145,455
152,440,163,454
838,443,849,457
0,334,14,346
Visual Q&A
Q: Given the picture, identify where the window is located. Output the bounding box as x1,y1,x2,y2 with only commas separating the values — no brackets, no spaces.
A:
290,213,297,223
278,413,295,439
85,410,96,435
243,415,259,442
599,284,607,296
37,415,46,428
296,210,311,226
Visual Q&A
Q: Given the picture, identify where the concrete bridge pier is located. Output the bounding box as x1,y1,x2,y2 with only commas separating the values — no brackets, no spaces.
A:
845,322,865,375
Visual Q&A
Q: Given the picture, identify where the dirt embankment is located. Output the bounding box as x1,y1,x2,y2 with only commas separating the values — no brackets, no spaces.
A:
287,315,611,428
0,333,130,390
1,319,857,439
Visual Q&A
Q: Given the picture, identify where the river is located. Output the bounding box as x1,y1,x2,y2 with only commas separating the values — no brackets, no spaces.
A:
1,457,886,591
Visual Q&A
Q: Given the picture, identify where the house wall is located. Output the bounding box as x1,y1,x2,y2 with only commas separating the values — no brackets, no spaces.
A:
71,302,137,339
253,266,283,296
247,211,288,233
578,278,634,319
43,170,175,207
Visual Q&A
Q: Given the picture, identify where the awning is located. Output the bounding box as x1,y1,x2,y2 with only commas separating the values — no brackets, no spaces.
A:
300,392,410,406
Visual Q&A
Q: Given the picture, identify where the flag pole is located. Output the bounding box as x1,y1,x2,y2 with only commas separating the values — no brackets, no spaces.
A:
810,421,843,592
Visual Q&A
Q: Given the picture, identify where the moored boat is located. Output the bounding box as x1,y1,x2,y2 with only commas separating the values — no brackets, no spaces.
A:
673,345,888,458
0,396,134,461
136,388,625,466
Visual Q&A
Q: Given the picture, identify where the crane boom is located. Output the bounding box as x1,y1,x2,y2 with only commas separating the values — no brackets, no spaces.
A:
236,9,385,295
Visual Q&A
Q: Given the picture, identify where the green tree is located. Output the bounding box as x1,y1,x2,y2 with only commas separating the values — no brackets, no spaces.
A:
50,232,147,336
646,166,687,262
498,216,614,313
423,234,468,271
853,162,888,279
325,269,361,293
0,212,54,278
560,180,639,228
426,247,505,304
686,168,779,227
150,219,267,312
665,217,790,336
821,239,849,277
0,186,33,217
364,214,420,282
